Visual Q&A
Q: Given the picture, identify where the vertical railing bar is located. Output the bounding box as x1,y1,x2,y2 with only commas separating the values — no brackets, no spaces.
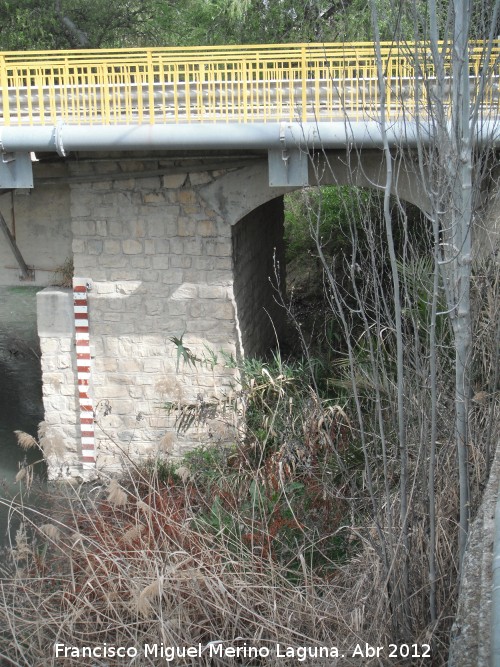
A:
0,55,10,126
147,49,154,124
301,45,307,122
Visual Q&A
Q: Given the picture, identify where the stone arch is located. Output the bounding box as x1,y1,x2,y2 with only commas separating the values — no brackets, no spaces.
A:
199,149,430,358
199,148,430,228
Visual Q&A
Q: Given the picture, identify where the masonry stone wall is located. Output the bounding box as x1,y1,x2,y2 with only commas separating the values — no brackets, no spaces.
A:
36,288,81,478
0,163,72,286
67,157,246,473
232,198,285,357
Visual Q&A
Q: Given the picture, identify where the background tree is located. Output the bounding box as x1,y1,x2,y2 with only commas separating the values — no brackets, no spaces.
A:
0,0,421,50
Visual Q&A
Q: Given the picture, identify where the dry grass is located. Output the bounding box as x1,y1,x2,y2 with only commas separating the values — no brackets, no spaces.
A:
0,258,497,667
0,424,485,667
0,475,368,667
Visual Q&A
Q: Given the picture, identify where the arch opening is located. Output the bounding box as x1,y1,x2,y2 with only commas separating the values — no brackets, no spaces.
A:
229,176,432,363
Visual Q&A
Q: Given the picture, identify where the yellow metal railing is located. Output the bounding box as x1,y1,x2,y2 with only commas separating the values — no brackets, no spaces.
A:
0,42,498,126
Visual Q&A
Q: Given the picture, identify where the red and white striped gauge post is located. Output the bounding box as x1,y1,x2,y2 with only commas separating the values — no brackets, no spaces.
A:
73,278,96,467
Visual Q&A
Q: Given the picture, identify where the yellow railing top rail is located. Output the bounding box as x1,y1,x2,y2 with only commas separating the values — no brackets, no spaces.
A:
1,41,498,126
1,41,497,62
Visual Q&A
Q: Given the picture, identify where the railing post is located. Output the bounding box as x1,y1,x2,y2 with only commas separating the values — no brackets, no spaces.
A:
1,55,10,126
301,45,307,122
242,57,248,123
147,49,155,124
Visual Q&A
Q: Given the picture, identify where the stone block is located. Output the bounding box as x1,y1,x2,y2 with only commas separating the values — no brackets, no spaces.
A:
113,178,136,190
197,220,217,236
166,301,187,316
152,255,170,270
143,191,166,204
139,177,161,190
189,171,213,186
177,217,196,236
182,269,207,283
215,257,233,270
203,240,217,256
170,255,192,269
87,240,103,255
96,220,108,236
144,240,155,255
163,205,181,223
70,202,91,218
46,395,73,413
37,288,74,337
109,267,140,281
94,162,119,174
171,283,197,300
108,399,136,414
188,302,209,318
41,357,58,372
92,181,112,192
129,385,145,399
94,281,115,294
216,241,232,256
95,357,118,372
148,219,166,237
94,385,131,400
131,256,152,269
162,173,187,189
153,239,170,254
188,319,219,333
60,384,77,397
170,238,184,254
117,358,142,373
122,239,143,255
145,300,164,315
142,270,160,282
183,238,202,256
199,285,229,299
178,190,197,205
132,219,147,237
144,358,162,372
72,239,85,254
75,254,97,268
193,256,216,270
56,355,71,369
40,339,60,354
59,338,73,353
121,160,146,172
100,253,128,268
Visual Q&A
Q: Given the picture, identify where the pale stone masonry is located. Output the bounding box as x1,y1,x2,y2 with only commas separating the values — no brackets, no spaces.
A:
34,155,285,477
37,288,81,477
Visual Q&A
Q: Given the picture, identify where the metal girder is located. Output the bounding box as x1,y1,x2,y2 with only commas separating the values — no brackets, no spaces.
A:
0,152,34,189
0,210,34,281
268,147,309,187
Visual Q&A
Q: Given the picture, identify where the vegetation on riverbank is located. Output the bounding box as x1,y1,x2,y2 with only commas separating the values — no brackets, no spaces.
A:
1,179,498,664
0,0,499,664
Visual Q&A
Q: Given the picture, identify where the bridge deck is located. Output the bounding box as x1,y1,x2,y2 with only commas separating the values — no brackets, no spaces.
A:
0,42,498,126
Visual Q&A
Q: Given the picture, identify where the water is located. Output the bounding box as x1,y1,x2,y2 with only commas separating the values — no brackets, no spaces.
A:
0,286,45,545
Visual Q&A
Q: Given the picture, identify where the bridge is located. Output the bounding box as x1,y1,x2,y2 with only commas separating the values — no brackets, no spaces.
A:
0,39,498,468
0,41,499,666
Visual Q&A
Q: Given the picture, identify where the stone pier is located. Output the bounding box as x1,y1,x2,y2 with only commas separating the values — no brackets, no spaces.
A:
31,154,286,478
